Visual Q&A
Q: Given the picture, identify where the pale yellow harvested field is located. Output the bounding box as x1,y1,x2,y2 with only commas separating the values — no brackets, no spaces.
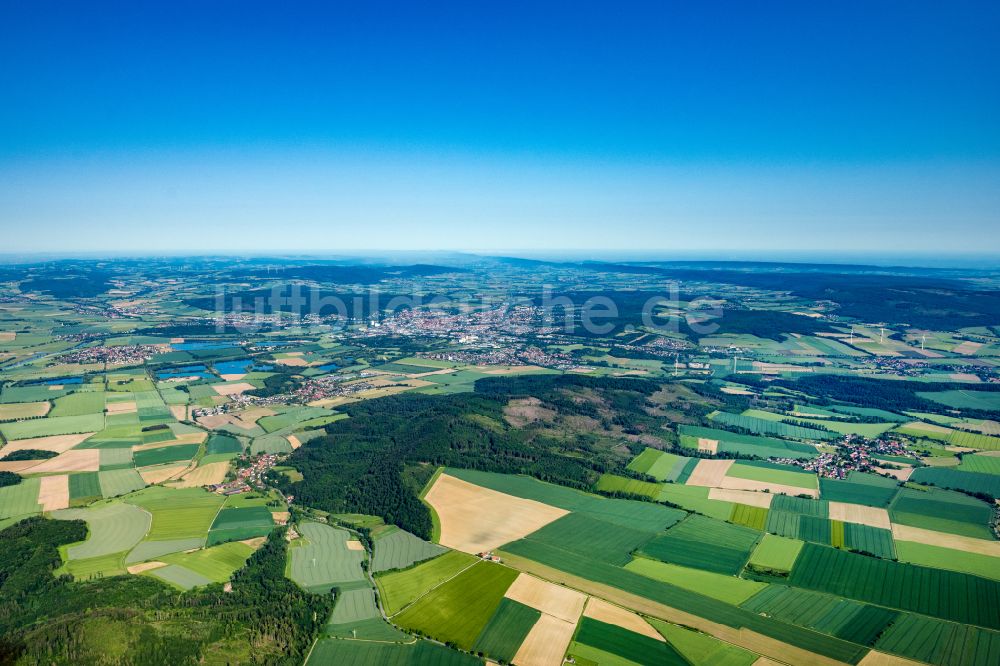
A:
1,432,94,456
720,386,755,395
752,659,786,666
424,473,568,553
274,357,308,367
346,540,364,551
953,341,983,355
212,382,257,396
903,420,952,435
828,502,891,530
48,385,64,391
27,449,100,473
857,650,927,666
105,401,137,414
38,474,70,511
0,401,51,419
140,464,189,484
0,460,44,472
408,367,458,378
719,476,820,498
241,537,267,549
286,435,302,449
950,373,980,382
893,525,1000,557
272,511,290,525
697,438,719,454
708,487,774,508
219,373,247,381
505,573,586,623
875,466,914,481
583,597,663,641
173,461,229,488
685,459,734,487
170,338,185,344
168,405,189,421
127,561,167,574
0,332,15,342
512,613,577,666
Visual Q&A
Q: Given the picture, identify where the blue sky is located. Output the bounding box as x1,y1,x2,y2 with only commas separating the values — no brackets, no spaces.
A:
1,1,997,254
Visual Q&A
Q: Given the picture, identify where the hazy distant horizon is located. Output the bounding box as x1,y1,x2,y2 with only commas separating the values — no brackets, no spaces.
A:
0,249,996,271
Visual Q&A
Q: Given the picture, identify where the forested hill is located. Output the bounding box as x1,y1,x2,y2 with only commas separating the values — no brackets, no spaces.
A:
273,374,687,539
0,518,332,665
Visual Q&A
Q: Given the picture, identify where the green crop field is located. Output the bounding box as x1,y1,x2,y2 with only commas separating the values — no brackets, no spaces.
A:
133,443,199,467
910,467,1000,497
99,445,134,469
638,514,760,575
207,505,273,545
771,494,829,517
875,612,1000,666
147,563,214,590
957,453,1000,475
679,425,819,460
394,561,518,649
843,523,894,558
789,543,1000,630
124,537,206,564
649,619,758,666
730,503,768,530
741,586,898,646
257,406,334,433
53,502,150,559
206,433,243,454
287,521,366,592
0,413,105,440
68,471,102,501
747,533,804,573
371,526,446,573
627,447,664,474
727,460,818,489
49,391,106,417
627,447,691,480
658,483,734,520
515,512,661,566
60,551,128,580
0,476,41,519
98,469,146,497
572,617,688,666
445,467,683,532
895,540,1000,581
305,639,482,666
159,541,254,582
625,558,766,604
819,474,899,507
595,473,663,500
710,411,838,440
889,487,994,539
471,597,539,663
917,389,1000,411
127,486,225,540
376,550,477,615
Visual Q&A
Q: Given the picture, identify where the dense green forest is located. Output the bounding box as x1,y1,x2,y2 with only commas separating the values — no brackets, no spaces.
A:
274,374,673,539
0,519,332,665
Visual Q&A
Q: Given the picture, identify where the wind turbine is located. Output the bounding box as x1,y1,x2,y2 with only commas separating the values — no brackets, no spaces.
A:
879,327,885,344
673,353,679,377
849,325,854,345
921,333,927,351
